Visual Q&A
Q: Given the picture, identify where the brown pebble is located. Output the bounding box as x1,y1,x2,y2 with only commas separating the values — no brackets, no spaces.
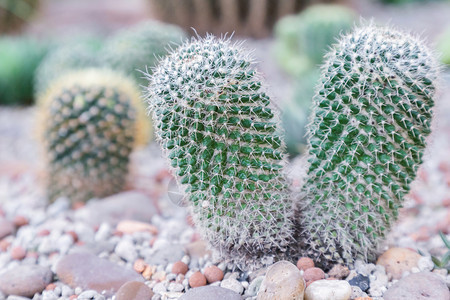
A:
37,229,51,236
204,265,224,283
66,231,78,243
328,264,350,279
11,246,26,260
133,259,147,273
152,271,166,282
189,271,207,288
172,261,188,275
303,267,325,282
13,215,29,227
296,257,315,271
45,283,57,291
72,201,85,210
0,239,10,252
142,265,155,280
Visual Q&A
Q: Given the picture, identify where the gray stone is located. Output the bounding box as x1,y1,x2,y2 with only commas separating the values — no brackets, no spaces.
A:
55,252,143,297
179,286,243,300
116,281,154,300
0,219,14,239
246,276,265,297
0,265,52,297
115,239,137,263
220,278,244,295
383,271,450,300
77,290,105,300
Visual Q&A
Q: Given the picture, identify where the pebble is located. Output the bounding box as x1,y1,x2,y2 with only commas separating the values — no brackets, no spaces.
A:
383,271,450,300
10,246,26,260
115,239,138,262
304,280,351,300
328,264,350,279
246,275,264,297
303,267,325,284
147,241,184,265
152,282,167,294
204,265,224,283
257,261,305,300
55,252,143,297
184,240,211,259
296,257,314,271
116,220,158,235
133,258,147,273
350,286,369,299
179,286,242,300
348,274,370,292
12,216,28,228
417,256,434,272
376,248,422,279
220,278,243,295
77,290,105,300
172,261,188,275
115,281,153,300
189,271,206,288
0,219,14,239
0,265,52,297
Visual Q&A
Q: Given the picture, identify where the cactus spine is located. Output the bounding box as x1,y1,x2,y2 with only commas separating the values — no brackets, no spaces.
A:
298,24,440,267
38,69,147,203
146,36,295,269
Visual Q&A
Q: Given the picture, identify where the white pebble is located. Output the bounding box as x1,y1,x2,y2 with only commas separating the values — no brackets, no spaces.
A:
305,280,351,300
115,239,137,262
153,282,167,294
418,256,434,272
220,278,244,294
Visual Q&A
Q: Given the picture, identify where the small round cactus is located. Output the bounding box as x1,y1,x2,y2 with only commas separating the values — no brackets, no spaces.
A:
297,24,440,268
146,35,295,269
38,69,148,203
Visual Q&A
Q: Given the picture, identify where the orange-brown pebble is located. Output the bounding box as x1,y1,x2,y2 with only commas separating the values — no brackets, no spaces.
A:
0,239,10,252
303,267,325,282
204,265,224,283
69,295,77,300
116,220,158,235
142,265,155,280
133,259,147,273
13,215,28,227
38,229,51,236
45,283,57,291
172,261,189,275
189,271,207,288
66,231,78,242
72,201,85,210
326,277,337,280
296,257,315,271
11,246,26,260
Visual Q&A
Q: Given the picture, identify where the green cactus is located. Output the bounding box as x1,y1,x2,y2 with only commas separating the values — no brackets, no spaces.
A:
101,21,186,87
38,69,148,203
274,4,355,77
146,36,295,269
297,24,440,268
0,36,47,105
437,27,450,65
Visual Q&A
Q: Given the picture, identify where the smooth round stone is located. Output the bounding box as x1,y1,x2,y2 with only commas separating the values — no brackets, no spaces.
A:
304,280,351,300
204,265,224,283
0,219,14,239
376,248,421,280
348,274,370,292
0,265,52,297
257,260,305,300
383,272,450,300
180,286,243,300
56,252,143,297
116,281,153,300
220,278,243,295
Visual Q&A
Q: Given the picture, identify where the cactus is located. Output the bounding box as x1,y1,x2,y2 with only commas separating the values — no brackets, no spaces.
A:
0,36,47,105
297,24,440,268
101,21,186,87
145,35,295,269
38,69,148,203
274,4,355,77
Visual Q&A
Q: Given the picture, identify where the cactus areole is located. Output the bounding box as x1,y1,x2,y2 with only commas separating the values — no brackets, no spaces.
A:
146,36,295,269
299,24,439,267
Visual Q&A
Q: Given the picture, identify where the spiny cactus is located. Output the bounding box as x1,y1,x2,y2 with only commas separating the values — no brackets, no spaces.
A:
38,69,148,203
145,35,295,269
274,4,355,77
101,21,186,87
297,24,440,268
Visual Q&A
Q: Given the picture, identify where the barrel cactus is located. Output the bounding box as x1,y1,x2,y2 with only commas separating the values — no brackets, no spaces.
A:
297,24,440,268
101,21,186,87
38,69,148,203
145,35,295,269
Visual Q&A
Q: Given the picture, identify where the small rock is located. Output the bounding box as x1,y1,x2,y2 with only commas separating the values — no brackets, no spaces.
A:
12,216,28,228
0,219,14,239
417,256,434,272
179,286,242,300
172,261,188,275
133,259,147,273
189,271,206,288
77,290,105,300
147,241,184,265
304,280,351,300
257,261,305,300
116,220,158,235
116,281,153,300
204,265,224,283
220,278,243,295
303,267,325,284
246,276,264,297
348,274,370,292
350,286,369,299
184,240,211,260
297,257,314,271
383,271,449,300
328,264,350,279
115,239,137,262
56,252,143,297
0,265,52,297
10,246,26,260
376,248,421,280
168,282,184,292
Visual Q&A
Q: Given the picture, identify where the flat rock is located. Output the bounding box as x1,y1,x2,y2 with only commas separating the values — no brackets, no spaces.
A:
56,252,143,297
74,191,158,226
383,272,449,300
304,280,351,300
376,248,421,280
0,219,14,239
257,260,305,300
0,265,52,297
179,286,243,300
115,281,153,300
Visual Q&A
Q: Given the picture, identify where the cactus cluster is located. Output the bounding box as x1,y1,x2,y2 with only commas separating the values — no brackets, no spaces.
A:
298,24,439,267
146,36,295,269
38,69,145,203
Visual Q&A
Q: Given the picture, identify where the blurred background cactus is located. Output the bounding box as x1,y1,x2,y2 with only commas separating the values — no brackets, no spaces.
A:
437,26,450,65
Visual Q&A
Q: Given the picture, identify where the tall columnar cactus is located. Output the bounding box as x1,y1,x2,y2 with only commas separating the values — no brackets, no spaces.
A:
146,36,295,269
38,69,148,203
298,24,440,268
